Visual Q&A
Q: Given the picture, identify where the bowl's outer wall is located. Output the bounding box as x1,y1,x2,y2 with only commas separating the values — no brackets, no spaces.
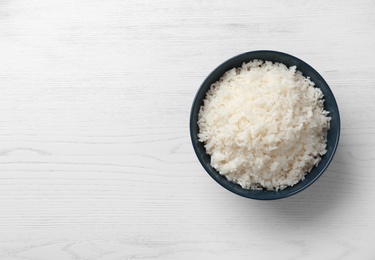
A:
190,51,340,200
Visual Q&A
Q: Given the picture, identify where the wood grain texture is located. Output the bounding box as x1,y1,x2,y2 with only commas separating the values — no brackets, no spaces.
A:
1,0,375,259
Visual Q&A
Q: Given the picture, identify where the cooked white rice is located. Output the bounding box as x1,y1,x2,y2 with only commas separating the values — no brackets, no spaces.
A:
198,60,330,191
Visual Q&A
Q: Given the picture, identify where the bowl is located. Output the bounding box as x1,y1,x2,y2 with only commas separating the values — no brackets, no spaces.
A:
190,50,340,200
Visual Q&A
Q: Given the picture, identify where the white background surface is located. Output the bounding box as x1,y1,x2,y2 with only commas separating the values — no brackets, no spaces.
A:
0,0,375,259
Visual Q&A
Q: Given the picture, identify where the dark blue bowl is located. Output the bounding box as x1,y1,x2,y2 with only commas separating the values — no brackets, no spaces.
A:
190,50,340,200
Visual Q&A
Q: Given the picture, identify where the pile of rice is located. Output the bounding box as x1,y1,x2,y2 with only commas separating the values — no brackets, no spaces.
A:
198,60,330,191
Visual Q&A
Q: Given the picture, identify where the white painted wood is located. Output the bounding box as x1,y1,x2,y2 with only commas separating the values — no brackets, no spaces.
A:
0,0,375,259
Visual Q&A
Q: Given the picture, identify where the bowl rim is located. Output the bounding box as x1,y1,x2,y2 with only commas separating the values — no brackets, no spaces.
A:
189,50,341,200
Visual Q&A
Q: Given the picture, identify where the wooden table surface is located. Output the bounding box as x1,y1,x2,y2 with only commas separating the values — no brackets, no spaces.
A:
1,0,375,259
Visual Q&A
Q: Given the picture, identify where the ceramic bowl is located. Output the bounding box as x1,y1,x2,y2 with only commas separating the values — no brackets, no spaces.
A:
190,50,340,200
